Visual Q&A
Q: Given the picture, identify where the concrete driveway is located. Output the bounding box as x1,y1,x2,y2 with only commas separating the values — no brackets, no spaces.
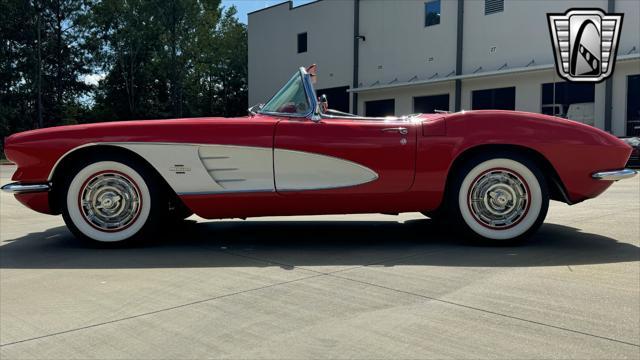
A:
1,164,639,359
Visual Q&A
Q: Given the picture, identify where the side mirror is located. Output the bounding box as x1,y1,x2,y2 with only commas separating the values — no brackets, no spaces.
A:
310,94,327,122
310,104,322,122
248,103,264,116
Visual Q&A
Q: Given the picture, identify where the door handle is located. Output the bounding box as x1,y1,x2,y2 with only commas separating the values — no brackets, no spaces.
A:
381,127,408,135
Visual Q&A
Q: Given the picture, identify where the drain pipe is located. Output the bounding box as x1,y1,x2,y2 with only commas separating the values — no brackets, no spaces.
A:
352,0,360,114
604,0,615,133
454,0,464,111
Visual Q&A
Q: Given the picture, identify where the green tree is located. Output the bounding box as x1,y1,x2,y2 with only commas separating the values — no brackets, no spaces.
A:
1,0,93,143
1,0,249,152
212,6,247,117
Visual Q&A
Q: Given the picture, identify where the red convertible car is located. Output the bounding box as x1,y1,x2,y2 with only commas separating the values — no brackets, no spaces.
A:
2,67,637,244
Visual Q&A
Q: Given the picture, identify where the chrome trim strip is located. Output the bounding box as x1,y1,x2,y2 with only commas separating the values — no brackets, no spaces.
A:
591,169,637,181
177,189,275,196
1,182,50,193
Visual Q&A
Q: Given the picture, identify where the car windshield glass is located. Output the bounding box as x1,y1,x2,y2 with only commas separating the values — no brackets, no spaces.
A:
261,72,310,115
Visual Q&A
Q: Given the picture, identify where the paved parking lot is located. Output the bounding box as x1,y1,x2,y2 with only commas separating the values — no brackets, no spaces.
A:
0,164,639,359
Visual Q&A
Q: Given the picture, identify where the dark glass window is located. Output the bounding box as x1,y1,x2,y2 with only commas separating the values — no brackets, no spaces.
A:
297,32,307,53
541,82,595,125
627,74,640,136
425,1,441,27
316,86,350,113
485,0,504,15
472,87,515,110
365,99,395,117
414,94,449,113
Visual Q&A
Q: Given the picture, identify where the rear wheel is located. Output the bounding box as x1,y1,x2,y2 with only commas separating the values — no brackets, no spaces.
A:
61,157,165,245
449,153,549,243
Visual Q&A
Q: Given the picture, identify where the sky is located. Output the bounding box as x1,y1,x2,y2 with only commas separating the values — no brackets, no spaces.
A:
221,0,316,24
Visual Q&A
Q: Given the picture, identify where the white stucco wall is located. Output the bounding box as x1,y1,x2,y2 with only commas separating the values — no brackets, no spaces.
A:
617,0,640,56
357,0,458,87
248,0,354,106
461,0,611,74
249,0,639,136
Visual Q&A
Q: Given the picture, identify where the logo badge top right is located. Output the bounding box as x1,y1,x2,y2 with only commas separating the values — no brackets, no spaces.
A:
548,9,623,83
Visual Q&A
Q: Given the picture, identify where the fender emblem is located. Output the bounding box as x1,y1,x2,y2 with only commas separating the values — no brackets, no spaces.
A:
169,164,191,174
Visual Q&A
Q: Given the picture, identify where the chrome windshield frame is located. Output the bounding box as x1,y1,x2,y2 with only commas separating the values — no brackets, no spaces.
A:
258,67,414,122
258,67,318,119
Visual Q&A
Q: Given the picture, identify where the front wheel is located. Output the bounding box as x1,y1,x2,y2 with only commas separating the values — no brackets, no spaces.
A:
61,158,164,245
450,154,549,243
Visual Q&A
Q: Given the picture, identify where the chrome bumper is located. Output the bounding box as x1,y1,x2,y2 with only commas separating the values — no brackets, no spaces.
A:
1,182,50,193
591,169,638,181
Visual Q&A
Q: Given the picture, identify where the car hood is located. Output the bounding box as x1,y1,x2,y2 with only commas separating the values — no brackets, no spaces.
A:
4,116,249,145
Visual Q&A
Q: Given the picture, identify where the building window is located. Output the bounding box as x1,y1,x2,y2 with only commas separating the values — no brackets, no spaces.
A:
627,74,640,136
472,87,515,110
541,82,595,126
485,0,504,15
316,86,350,113
414,94,449,113
425,1,441,27
297,32,307,53
365,99,395,117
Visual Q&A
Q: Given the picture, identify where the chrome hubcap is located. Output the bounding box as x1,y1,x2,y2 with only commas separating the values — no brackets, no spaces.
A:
468,169,529,229
80,172,141,231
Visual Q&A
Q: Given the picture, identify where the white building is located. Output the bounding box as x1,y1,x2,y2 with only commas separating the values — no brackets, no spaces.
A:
248,0,640,136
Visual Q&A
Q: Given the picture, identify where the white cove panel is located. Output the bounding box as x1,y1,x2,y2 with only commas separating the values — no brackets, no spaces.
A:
109,143,274,194
274,149,378,191
198,145,274,192
112,143,222,194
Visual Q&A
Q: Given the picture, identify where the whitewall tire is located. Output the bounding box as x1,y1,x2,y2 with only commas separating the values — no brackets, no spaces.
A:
451,154,549,242
61,159,159,244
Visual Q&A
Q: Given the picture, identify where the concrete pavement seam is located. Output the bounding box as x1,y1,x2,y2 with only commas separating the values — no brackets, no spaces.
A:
327,272,640,348
0,273,325,348
223,248,640,348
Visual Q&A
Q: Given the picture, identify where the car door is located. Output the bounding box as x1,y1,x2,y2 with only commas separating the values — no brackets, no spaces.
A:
274,117,417,194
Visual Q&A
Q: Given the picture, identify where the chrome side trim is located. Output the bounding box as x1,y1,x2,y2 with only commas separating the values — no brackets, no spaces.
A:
591,169,637,181
177,189,276,196
1,182,50,193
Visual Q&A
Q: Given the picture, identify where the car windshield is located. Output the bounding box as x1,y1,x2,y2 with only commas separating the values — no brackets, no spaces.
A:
261,71,310,115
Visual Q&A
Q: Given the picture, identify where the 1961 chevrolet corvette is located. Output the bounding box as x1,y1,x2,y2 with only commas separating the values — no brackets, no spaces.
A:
2,66,637,244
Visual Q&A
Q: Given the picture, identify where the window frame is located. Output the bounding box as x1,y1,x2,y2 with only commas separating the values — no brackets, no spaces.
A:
297,32,308,54
626,74,640,136
484,0,504,16
365,99,396,117
424,0,441,27
412,93,450,113
539,81,595,120
471,86,516,111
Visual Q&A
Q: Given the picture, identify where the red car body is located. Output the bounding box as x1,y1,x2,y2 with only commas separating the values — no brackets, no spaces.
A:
3,110,631,217
2,67,636,244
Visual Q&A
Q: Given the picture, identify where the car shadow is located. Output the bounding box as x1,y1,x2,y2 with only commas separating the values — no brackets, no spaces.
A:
0,218,638,270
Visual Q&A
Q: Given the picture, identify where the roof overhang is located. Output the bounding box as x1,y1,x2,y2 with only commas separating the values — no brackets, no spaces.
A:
349,53,640,93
